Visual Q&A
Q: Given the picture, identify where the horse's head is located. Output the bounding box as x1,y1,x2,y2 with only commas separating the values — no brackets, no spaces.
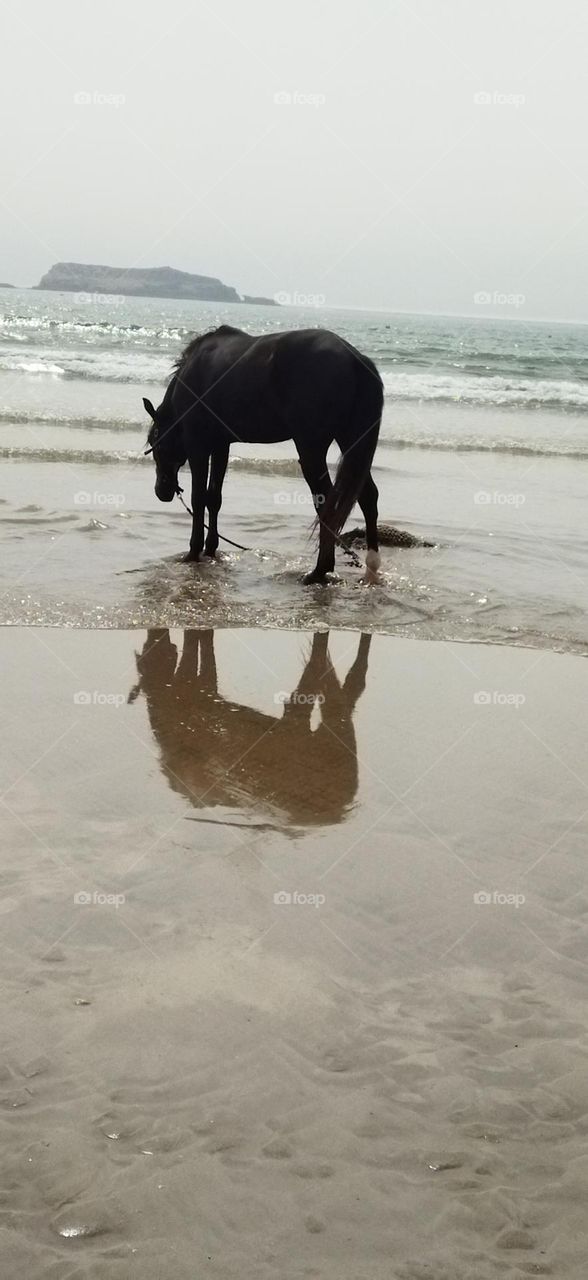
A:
143,396,187,503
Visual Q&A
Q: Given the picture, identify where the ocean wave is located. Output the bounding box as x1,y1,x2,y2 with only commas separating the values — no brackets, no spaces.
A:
0,358,66,376
0,446,307,474
379,434,588,458
4,350,588,407
0,314,188,341
3,439,588,469
230,457,303,476
0,445,149,465
0,408,145,430
0,349,170,383
381,370,588,410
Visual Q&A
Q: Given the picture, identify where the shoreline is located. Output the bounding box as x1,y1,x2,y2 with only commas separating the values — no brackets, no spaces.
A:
1,616,586,656
1,615,587,661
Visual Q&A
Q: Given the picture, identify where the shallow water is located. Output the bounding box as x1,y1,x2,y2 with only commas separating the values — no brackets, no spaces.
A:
1,289,587,651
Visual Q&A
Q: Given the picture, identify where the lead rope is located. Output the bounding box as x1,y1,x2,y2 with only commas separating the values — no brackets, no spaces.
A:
174,484,363,567
175,484,251,552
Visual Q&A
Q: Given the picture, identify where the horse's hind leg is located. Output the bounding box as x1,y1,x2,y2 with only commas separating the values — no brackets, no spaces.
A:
295,444,336,584
205,445,229,558
358,473,380,572
304,520,337,584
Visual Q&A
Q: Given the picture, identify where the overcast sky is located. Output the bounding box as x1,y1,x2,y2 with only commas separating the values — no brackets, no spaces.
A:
2,0,587,318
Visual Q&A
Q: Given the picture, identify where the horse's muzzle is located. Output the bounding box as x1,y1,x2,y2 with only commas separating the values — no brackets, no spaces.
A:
155,479,176,503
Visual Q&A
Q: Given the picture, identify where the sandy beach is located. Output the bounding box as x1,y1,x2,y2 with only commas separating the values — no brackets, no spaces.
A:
1,624,587,1278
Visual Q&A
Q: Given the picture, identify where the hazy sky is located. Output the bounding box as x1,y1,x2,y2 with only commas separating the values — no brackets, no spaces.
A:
2,0,588,318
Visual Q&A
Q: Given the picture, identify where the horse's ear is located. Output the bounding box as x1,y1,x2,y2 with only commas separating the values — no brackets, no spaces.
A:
143,397,157,421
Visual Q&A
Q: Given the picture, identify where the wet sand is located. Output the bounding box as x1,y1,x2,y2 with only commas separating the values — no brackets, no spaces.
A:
1,625,587,1278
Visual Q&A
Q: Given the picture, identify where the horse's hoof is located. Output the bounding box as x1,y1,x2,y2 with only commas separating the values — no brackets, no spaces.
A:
302,570,335,585
182,551,201,563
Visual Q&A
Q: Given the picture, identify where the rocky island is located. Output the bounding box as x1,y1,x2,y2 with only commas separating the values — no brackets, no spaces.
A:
242,294,278,306
35,263,277,305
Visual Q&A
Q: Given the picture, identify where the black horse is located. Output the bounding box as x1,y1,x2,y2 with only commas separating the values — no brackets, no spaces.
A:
143,325,383,583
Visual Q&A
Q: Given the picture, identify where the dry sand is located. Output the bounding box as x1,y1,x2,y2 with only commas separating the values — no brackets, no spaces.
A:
1,625,587,1278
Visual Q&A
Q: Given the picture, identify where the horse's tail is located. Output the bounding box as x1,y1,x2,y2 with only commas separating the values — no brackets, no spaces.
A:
319,357,383,550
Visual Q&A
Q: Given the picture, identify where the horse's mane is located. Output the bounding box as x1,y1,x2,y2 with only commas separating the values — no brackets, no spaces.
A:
173,325,242,374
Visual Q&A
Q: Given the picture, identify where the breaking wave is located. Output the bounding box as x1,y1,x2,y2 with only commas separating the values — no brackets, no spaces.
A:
3,438,588,468
381,370,588,411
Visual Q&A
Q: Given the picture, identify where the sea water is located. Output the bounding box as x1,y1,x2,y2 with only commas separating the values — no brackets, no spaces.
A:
1,288,586,652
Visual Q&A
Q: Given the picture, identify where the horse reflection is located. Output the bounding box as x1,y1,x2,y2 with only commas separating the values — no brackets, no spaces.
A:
129,629,371,828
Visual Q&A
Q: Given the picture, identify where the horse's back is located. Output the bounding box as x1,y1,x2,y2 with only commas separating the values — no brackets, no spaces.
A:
173,324,380,443
180,325,365,379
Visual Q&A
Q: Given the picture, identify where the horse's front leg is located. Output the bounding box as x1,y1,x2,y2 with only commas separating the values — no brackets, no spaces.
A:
183,452,210,562
204,445,229,558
